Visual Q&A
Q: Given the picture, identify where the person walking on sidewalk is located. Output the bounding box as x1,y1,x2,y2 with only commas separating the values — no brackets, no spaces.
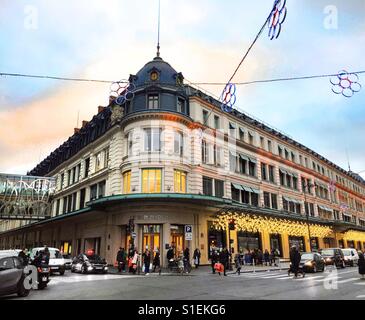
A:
234,252,242,275
116,247,126,273
358,251,365,280
211,250,218,274
153,248,161,275
142,248,151,275
289,246,302,278
219,248,229,276
193,248,201,269
183,247,191,273
264,249,270,266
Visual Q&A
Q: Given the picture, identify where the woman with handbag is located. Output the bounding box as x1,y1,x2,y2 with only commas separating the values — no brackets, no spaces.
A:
193,248,201,269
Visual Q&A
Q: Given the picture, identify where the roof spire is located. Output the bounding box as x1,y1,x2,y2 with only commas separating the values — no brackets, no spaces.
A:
156,0,161,58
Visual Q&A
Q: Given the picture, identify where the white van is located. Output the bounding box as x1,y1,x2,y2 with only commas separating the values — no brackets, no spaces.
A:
31,247,66,275
342,248,359,266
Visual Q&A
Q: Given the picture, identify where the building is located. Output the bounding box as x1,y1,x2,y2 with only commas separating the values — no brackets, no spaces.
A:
1,55,365,266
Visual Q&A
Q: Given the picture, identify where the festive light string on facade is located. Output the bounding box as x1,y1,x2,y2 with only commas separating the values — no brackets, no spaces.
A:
212,212,333,238
343,230,365,242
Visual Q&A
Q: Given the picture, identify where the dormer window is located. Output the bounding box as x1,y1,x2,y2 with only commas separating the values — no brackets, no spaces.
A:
148,94,159,109
177,98,186,113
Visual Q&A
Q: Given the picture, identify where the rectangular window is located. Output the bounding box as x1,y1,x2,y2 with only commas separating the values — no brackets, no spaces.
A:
214,179,224,198
84,158,90,178
98,181,106,198
62,197,67,214
148,94,159,109
60,173,64,189
174,131,184,156
67,194,72,213
248,132,254,145
144,128,162,152
142,169,162,193
56,199,60,216
264,192,270,208
202,140,208,164
174,170,187,193
202,109,209,124
177,98,185,113
79,188,86,210
90,184,98,201
231,185,240,201
229,152,237,172
75,164,81,183
229,122,236,137
72,193,77,211
261,163,267,181
214,115,220,129
260,136,265,149
269,165,275,183
278,146,283,157
203,176,213,196
123,171,131,194
239,128,245,141
214,145,223,166
267,140,272,153
249,159,256,177
271,194,278,209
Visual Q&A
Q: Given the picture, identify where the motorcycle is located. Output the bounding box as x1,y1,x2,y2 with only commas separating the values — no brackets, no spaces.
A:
30,253,50,290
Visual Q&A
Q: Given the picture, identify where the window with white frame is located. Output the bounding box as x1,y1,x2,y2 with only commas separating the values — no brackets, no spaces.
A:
144,128,162,152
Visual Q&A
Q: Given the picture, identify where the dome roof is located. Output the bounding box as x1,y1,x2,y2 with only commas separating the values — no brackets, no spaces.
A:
132,56,182,87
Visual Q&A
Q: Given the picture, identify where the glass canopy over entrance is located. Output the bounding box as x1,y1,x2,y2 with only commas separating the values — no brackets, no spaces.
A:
0,173,55,220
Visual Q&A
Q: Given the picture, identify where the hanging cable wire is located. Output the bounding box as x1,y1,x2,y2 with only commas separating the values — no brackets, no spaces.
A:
0,72,127,84
192,71,365,86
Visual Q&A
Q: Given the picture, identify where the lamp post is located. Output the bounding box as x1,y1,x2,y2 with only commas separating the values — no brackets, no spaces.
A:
303,183,317,252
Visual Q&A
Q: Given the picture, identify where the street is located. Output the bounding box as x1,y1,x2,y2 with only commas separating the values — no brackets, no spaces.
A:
2,266,365,300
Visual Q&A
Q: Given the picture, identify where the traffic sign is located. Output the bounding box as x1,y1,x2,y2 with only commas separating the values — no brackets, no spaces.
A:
131,232,137,238
185,225,193,241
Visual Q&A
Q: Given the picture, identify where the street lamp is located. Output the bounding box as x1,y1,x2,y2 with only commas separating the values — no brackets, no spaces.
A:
302,183,317,252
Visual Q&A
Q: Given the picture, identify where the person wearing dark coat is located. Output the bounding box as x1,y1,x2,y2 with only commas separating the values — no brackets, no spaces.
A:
358,252,365,279
193,248,201,269
116,247,126,272
289,246,302,278
142,249,151,275
183,248,190,273
210,250,218,274
153,249,161,274
18,248,29,266
219,248,229,276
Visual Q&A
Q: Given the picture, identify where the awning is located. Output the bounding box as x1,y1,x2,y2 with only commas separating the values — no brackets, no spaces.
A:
318,205,333,213
239,154,249,161
342,212,352,217
279,168,287,175
232,183,243,191
250,188,260,194
242,186,253,192
249,157,257,164
283,196,301,204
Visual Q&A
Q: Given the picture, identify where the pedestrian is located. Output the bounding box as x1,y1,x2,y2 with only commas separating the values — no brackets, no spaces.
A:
131,249,138,274
193,248,201,269
116,247,126,273
358,251,365,280
257,249,263,265
211,250,218,274
289,246,302,278
183,247,190,273
234,252,242,275
153,248,161,275
264,249,270,266
219,248,229,276
142,248,151,275
18,248,29,267
251,250,256,266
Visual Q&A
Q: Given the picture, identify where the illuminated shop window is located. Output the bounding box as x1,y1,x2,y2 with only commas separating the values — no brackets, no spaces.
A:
142,169,162,193
123,171,131,194
174,170,186,193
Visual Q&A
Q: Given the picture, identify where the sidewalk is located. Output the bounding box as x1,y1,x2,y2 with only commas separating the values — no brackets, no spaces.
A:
108,263,290,276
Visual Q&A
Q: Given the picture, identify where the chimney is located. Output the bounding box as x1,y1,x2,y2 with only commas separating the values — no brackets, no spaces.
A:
98,106,105,114
82,121,89,128
74,128,80,134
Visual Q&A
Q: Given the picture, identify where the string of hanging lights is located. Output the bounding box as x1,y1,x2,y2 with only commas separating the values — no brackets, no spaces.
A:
342,230,365,242
212,212,333,238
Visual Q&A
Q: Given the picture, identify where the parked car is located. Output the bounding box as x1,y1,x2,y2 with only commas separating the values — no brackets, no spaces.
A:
319,248,345,268
30,247,66,275
0,253,30,297
342,248,359,266
62,254,73,270
299,252,326,273
71,254,108,274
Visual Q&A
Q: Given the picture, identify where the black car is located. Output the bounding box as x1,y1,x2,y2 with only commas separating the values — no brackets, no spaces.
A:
319,248,345,268
0,255,30,297
299,252,326,273
71,254,108,274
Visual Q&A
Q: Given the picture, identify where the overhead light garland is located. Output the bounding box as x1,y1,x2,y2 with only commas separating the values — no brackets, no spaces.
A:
212,212,333,238
343,230,365,242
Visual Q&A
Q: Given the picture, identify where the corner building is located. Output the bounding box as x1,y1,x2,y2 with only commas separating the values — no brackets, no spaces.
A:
1,55,365,266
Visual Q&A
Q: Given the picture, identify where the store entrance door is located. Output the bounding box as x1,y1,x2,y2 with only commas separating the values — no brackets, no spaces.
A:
142,225,161,253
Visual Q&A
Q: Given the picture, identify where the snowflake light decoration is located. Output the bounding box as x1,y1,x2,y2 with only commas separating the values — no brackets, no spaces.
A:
220,82,237,113
330,70,362,98
109,81,136,105
268,0,287,40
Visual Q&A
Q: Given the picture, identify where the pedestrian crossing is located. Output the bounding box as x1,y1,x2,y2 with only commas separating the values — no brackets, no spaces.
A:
229,269,365,286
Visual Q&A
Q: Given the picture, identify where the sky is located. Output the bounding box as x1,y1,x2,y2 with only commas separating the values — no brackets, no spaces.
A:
0,0,364,178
